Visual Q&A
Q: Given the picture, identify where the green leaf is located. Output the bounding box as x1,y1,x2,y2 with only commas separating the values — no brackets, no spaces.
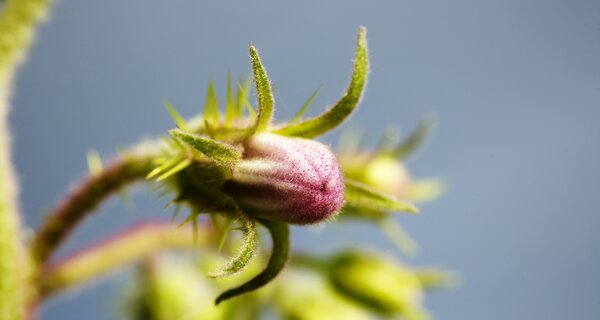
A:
169,129,241,167
204,79,220,125
274,27,369,138
248,45,274,134
391,114,438,160
344,179,419,214
163,100,191,131
290,86,321,123
209,214,257,278
215,220,289,305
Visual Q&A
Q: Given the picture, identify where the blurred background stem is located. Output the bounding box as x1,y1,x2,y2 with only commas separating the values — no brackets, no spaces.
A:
0,0,53,319
38,221,207,300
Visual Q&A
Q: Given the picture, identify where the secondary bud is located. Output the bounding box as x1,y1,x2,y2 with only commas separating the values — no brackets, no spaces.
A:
224,133,345,224
339,153,411,199
328,251,425,317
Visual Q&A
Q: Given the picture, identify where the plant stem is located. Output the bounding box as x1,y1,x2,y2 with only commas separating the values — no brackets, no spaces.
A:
0,0,54,319
38,221,210,299
215,220,289,304
0,91,26,320
30,153,156,266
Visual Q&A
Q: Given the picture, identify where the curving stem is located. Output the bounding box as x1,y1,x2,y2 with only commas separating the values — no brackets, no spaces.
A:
37,221,207,299
215,219,290,305
30,153,156,266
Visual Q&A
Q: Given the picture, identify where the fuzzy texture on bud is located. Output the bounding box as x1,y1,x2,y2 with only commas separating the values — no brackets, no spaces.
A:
224,133,345,225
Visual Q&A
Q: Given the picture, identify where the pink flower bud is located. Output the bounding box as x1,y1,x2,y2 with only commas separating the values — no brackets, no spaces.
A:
224,133,345,225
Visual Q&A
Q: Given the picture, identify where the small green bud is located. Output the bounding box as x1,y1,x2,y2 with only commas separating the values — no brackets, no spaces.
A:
339,153,411,199
224,133,345,225
328,251,427,318
126,259,226,320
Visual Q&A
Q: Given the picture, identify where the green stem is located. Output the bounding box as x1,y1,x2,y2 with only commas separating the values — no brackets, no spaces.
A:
0,96,26,320
0,0,54,319
30,153,156,266
215,220,289,305
38,221,209,299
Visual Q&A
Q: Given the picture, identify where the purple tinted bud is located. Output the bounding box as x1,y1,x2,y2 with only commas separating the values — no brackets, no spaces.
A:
224,133,345,225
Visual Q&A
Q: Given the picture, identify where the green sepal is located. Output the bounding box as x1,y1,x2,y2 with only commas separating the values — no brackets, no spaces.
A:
235,76,253,119
237,80,256,119
406,179,445,203
344,179,419,214
155,159,192,182
375,127,400,154
215,220,289,305
175,185,258,278
204,79,220,126
163,101,191,131
146,157,184,180
210,214,234,252
290,86,321,123
416,268,457,290
274,27,369,138
390,115,438,160
208,213,257,278
248,45,274,134
379,218,419,257
224,72,235,127
169,129,241,167
204,119,218,139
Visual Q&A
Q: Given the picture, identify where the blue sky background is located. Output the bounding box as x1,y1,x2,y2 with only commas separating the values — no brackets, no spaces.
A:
10,0,600,319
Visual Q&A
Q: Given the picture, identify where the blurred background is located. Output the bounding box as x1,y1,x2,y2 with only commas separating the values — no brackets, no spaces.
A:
10,0,600,319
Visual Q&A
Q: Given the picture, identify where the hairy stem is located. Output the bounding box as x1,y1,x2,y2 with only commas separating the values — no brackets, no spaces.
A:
30,152,156,266
0,90,26,320
38,221,209,299
0,0,54,319
215,220,289,305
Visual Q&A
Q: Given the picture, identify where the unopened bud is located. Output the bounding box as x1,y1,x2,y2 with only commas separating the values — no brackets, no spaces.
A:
224,133,345,224
328,251,425,317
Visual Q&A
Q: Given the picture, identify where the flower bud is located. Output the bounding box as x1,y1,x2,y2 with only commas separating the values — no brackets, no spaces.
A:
339,153,411,199
328,251,426,318
224,133,345,225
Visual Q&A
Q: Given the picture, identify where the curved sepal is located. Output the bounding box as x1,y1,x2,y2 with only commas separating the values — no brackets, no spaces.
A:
163,101,191,131
290,86,321,123
344,179,419,214
208,213,257,278
215,220,290,305
169,129,241,167
248,45,274,134
274,27,369,138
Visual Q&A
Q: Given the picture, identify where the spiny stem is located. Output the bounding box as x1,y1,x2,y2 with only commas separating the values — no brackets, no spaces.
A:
0,0,55,319
38,221,208,299
30,153,156,266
